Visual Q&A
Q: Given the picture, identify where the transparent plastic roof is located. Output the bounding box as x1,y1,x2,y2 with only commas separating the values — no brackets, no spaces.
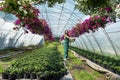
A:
38,0,85,37
0,0,85,37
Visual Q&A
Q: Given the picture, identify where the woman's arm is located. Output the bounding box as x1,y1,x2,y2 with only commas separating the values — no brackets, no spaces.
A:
64,34,74,40
64,34,70,38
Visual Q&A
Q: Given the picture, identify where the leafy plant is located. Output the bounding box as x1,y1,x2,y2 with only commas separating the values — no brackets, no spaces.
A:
70,46,120,75
75,0,118,15
3,44,67,79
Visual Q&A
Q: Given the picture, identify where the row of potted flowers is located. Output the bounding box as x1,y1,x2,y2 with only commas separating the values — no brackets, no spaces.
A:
2,44,67,80
70,46,120,75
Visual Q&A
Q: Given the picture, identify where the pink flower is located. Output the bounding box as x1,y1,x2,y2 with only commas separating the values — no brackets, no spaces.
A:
0,7,3,11
25,24,30,29
14,19,21,25
60,15,111,39
105,7,112,13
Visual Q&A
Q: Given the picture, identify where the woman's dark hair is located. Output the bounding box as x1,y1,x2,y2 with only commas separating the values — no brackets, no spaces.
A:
64,30,69,36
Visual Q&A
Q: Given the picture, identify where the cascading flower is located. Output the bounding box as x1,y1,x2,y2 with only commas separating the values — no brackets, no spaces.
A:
60,15,111,41
2,0,54,41
105,7,112,13
14,19,21,25
68,29,76,37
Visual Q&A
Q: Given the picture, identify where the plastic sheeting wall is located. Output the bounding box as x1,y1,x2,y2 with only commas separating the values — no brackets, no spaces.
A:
0,18,44,50
0,30,44,50
70,20,120,57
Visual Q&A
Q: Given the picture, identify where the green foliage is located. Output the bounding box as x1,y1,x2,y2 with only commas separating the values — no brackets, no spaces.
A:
57,44,104,80
3,44,67,79
74,70,95,80
75,0,119,15
70,46,120,75
0,64,3,73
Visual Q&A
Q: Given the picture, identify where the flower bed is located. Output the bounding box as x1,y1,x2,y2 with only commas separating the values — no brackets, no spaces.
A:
2,44,67,80
70,46,120,75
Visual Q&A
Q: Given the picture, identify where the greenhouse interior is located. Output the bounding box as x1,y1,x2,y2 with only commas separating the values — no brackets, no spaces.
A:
0,0,120,80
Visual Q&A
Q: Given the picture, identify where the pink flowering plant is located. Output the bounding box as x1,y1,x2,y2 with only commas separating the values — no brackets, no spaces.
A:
60,15,111,41
1,0,54,41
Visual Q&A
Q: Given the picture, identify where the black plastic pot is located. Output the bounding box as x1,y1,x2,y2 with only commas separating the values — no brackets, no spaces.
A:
58,72,62,78
9,74,16,80
54,74,60,80
112,69,118,74
40,77,46,80
105,65,110,69
37,74,45,80
30,73,37,79
24,73,30,78
16,73,24,79
100,64,104,68
115,70,120,75
37,75,47,80
47,74,53,80
108,67,114,72
2,73,9,79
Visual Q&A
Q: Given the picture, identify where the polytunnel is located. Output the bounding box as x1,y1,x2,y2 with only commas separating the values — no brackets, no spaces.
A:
0,0,120,80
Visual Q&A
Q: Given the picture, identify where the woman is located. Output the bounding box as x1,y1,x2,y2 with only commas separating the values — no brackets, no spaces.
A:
63,30,74,60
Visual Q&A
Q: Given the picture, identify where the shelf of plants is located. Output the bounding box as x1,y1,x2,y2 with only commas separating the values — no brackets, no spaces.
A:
2,44,67,80
70,46,120,75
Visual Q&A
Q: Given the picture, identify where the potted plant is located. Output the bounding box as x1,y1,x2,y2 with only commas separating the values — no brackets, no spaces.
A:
2,70,9,79
16,68,24,79
30,72,37,79
37,72,46,80
8,68,17,80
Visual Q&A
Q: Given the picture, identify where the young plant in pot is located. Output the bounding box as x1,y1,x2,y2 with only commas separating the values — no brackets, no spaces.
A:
9,68,17,80
2,70,9,79
23,66,31,79
16,68,24,79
